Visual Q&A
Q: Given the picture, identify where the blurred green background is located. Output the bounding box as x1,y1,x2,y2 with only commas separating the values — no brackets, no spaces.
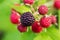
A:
0,0,60,40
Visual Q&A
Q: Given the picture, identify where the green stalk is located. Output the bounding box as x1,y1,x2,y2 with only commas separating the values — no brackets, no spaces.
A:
58,9,60,30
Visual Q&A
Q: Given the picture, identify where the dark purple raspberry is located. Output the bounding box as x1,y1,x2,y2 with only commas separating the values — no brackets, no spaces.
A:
20,12,35,26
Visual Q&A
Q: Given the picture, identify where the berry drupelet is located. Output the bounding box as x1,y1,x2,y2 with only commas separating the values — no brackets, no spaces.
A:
17,24,27,32
23,0,34,5
32,21,43,33
20,12,35,26
38,5,48,15
40,16,52,28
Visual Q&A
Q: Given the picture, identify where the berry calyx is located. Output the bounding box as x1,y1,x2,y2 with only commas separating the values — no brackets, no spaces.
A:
32,21,43,33
50,15,57,24
20,12,35,26
38,5,48,15
40,16,52,28
17,24,27,32
10,9,20,24
23,0,34,5
54,1,60,9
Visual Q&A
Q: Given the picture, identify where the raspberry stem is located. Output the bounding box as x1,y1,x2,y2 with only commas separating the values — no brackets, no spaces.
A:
58,10,60,30
30,5,40,20
30,5,35,13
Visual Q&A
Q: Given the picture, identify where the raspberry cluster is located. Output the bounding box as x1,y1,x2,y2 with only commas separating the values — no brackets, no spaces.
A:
10,0,59,33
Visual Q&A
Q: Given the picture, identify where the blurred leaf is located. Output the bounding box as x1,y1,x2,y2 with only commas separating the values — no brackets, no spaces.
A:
47,25,60,40
34,32,53,40
0,0,4,4
12,5,31,14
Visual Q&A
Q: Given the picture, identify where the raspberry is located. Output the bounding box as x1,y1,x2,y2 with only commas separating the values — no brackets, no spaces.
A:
40,16,52,28
54,1,60,9
10,9,20,24
20,12,35,26
50,15,57,24
32,21,43,33
38,5,48,15
55,0,60,1
23,0,34,5
17,24,27,32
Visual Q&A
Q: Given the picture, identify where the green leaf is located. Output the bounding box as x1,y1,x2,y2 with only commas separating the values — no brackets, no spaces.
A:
12,5,31,14
34,32,53,40
0,0,4,4
47,25,60,40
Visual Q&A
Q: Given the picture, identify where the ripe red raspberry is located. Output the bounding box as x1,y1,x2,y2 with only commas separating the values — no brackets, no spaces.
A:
38,5,48,15
10,9,20,24
23,0,34,5
54,1,60,9
40,16,52,28
17,24,27,32
55,0,60,1
32,21,43,33
50,15,57,24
